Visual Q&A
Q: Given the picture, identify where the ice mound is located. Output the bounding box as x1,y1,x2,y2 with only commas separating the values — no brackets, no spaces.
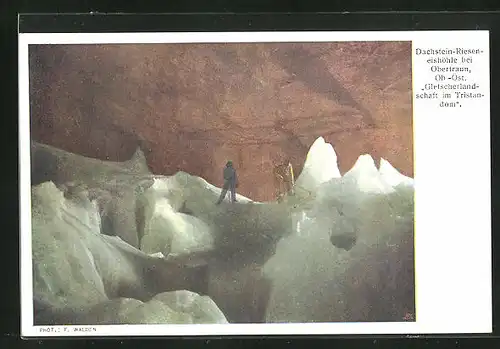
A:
31,181,220,325
379,158,414,188
263,140,415,323
135,171,291,265
342,154,396,194
138,177,215,257
295,136,341,195
295,152,406,252
35,291,227,325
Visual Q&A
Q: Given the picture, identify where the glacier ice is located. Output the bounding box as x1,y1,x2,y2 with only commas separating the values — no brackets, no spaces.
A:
31,181,218,325
263,146,414,322
28,136,415,325
35,290,228,325
138,177,214,257
342,154,396,194
379,158,414,188
294,136,341,196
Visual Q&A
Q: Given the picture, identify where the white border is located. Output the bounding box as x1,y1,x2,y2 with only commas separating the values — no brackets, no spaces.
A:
19,30,492,337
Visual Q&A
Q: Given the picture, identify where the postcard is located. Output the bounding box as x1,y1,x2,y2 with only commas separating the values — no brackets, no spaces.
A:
19,28,492,337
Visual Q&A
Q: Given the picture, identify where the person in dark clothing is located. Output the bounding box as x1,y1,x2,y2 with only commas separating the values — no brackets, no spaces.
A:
216,160,238,204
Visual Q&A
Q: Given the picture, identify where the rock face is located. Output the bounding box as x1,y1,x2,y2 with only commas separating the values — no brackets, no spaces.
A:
29,41,412,201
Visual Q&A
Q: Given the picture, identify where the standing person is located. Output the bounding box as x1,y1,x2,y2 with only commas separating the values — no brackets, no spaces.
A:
216,160,238,204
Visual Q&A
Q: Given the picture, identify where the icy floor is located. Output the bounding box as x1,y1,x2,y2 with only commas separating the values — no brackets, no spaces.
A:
29,136,415,325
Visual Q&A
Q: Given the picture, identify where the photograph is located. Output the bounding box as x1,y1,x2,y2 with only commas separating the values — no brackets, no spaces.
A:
27,40,415,327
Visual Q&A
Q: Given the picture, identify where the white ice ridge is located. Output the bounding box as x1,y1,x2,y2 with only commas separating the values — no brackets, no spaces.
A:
295,136,341,194
379,158,414,188
294,137,413,197
342,154,396,194
263,140,415,323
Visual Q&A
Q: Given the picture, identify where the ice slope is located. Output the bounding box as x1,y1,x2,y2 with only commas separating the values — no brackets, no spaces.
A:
30,142,294,324
32,142,159,249
31,141,152,188
28,136,414,324
134,170,293,266
31,181,227,325
137,176,215,257
263,138,415,322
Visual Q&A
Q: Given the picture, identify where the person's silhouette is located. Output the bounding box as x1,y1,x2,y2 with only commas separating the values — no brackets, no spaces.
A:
216,161,238,204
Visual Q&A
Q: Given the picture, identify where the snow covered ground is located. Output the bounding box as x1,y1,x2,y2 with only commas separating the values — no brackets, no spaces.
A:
28,136,415,325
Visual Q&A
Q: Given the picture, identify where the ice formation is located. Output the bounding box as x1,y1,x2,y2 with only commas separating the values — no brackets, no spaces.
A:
294,136,341,195
28,136,415,325
379,158,414,188
263,151,414,322
31,181,224,325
